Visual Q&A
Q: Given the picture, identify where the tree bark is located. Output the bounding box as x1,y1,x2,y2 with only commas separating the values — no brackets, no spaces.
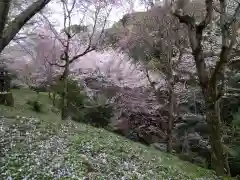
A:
61,66,69,120
60,34,70,120
205,95,225,175
0,1,11,38
167,72,175,153
173,1,227,174
166,41,175,153
193,43,225,175
0,0,52,54
225,153,231,176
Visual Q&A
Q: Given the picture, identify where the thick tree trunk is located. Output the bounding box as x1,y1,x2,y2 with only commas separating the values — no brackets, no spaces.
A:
61,67,69,120
0,0,52,54
166,50,175,153
189,32,225,175
0,2,11,38
173,0,235,175
167,78,175,153
190,25,225,176
204,94,225,175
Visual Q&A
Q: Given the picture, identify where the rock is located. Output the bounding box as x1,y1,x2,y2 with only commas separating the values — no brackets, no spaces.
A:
10,80,25,89
151,143,167,152
187,132,202,145
192,156,208,168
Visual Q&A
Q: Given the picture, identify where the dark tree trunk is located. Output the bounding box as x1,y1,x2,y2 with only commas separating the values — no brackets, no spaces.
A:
52,93,56,106
173,4,227,174
194,48,225,175
165,41,176,153
61,68,69,120
167,72,175,153
0,0,52,54
61,49,70,120
205,97,225,175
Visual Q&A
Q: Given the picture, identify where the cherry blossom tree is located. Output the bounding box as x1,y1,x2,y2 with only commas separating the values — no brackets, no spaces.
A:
106,3,190,152
32,0,114,120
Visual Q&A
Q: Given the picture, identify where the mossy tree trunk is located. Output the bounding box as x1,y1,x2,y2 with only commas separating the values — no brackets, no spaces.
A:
173,0,239,175
205,95,225,174
61,69,69,120
166,51,175,153
60,39,70,120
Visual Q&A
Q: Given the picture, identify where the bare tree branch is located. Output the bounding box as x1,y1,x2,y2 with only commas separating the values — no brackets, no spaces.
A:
48,61,66,68
223,1,240,30
229,58,240,65
41,13,66,47
69,46,96,63
210,2,240,87
173,0,213,88
69,6,112,64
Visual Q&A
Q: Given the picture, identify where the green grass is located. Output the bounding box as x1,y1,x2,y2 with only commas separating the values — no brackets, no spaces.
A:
0,89,230,179
0,88,60,121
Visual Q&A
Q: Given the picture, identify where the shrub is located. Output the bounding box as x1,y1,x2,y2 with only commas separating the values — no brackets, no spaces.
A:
71,95,113,128
51,78,114,128
229,109,240,176
85,95,113,127
10,82,22,89
52,79,86,109
29,84,48,93
26,99,43,113
84,103,113,128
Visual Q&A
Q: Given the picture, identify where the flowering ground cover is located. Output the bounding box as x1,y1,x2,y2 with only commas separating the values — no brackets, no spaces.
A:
0,89,225,179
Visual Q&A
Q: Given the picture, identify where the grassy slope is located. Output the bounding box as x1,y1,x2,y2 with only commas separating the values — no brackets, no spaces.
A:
0,89,227,179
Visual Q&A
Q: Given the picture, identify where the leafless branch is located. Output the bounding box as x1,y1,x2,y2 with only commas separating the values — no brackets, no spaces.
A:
144,68,156,89
40,13,65,47
14,39,36,60
69,6,112,64
94,7,112,46
172,13,195,28
229,59,240,65
223,1,240,30
210,3,240,87
69,46,96,63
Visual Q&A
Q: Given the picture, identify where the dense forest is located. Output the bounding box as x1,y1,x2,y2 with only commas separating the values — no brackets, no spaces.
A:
0,0,240,179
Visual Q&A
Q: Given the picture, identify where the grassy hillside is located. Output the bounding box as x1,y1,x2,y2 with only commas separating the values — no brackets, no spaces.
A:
0,89,227,179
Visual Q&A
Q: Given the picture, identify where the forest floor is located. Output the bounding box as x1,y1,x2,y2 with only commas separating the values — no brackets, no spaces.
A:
0,89,227,179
